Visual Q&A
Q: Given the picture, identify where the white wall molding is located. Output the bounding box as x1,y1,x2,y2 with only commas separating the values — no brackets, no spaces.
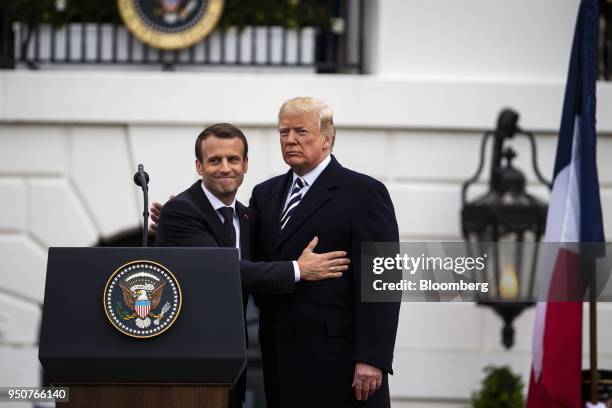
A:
3,71,612,132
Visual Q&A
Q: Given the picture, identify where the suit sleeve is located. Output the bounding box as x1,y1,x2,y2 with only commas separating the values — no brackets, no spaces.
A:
239,260,294,294
352,180,400,374
155,198,218,247
157,196,295,295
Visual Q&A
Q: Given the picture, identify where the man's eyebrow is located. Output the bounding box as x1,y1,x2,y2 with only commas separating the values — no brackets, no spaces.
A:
279,126,307,131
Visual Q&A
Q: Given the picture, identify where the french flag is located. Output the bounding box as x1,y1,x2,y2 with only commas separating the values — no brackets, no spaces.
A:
526,0,604,407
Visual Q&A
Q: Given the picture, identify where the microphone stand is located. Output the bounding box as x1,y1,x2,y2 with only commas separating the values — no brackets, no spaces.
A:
133,164,150,247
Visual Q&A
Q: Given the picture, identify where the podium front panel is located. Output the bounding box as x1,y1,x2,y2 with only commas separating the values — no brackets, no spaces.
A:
39,247,246,384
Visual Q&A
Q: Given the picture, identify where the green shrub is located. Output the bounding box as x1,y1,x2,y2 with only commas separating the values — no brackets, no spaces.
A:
471,366,525,408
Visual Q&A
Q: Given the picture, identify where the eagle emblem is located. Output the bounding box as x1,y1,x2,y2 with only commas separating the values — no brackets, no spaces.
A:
117,0,224,50
119,279,166,329
104,261,182,338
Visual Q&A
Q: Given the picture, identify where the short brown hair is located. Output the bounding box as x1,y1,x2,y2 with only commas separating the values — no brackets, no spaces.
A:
195,123,248,161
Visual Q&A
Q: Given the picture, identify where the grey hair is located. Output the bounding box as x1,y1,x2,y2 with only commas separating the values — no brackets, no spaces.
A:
278,97,336,146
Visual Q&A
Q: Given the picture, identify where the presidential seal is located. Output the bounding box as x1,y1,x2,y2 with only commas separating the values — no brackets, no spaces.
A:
117,0,224,50
104,260,182,338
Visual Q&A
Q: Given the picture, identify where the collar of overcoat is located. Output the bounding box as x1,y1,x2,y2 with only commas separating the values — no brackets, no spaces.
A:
268,154,341,249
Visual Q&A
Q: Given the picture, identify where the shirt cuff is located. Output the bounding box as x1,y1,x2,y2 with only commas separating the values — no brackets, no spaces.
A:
292,261,301,282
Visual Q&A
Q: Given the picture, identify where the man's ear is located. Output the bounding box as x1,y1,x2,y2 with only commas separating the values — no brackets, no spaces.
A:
322,132,332,150
244,156,249,174
195,159,204,176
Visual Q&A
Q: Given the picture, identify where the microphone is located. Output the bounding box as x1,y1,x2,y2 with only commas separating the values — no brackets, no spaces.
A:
133,164,150,247
133,164,150,190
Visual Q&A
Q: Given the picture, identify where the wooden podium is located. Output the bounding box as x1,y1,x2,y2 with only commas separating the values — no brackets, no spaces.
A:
56,385,229,407
39,247,246,408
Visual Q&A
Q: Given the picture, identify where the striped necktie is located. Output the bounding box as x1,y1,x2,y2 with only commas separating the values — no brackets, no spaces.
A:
280,177,305,229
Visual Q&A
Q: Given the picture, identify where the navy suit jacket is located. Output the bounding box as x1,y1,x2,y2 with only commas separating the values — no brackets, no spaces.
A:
250,155,400,408
155,180,295,295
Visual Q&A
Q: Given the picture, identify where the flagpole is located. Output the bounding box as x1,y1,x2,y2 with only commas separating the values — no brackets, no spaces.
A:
589,258,598,403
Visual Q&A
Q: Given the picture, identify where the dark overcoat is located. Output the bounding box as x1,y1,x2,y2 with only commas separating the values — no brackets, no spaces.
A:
250,156,400,408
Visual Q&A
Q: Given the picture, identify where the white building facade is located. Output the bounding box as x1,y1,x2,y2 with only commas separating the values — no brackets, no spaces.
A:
1,0,611,406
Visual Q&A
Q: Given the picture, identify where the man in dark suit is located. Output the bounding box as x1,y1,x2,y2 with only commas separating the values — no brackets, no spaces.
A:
249,97,400,408
154,123,351,407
